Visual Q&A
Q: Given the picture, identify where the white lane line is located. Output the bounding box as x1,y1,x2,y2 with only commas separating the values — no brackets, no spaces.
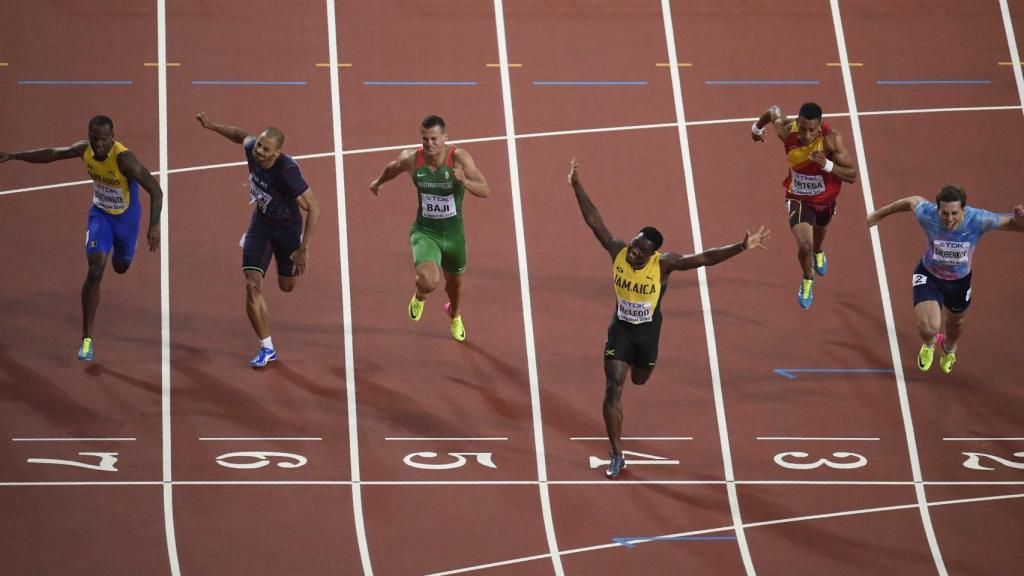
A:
324,1,372,574
756,437,880,441
198,437,323,441
422,491,1024,576
999,0,1024,118
492,1,563,574
384,437,508,441
107,472,1023,484
12,437,137,442
943,437,1024,441
570,436,693,441
4,105,1022,198
156,2,180,576
660,2,755,574
828,2,947,574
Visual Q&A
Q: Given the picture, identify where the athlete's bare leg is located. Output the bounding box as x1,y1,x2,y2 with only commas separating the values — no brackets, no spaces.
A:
943,309,967,352
813,224,828,254
245,269,271,340
443,270,463,316
81,252,108,339
791,222,814,279
414,260,442,302
603,359,630,456
914,300,942,346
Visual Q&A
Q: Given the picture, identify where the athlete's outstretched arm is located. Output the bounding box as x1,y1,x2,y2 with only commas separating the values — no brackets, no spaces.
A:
291,188,321,275
453,148,490,198
568,158,624,259
752,105,786,143
0,140,87,164
369,149,416,196
662,226,770,272
867,196,927,227
117,151,164,252
195,112,253,146
995,204,1024,232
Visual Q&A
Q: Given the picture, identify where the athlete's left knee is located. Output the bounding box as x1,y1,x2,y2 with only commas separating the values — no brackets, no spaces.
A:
278,276,297,292
112,259,132,274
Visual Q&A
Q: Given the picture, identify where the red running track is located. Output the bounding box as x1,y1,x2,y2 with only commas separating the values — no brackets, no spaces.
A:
1,1,1024,574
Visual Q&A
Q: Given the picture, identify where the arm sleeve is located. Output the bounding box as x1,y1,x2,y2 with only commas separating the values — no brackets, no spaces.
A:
914,201,933,224
974,207,1003,234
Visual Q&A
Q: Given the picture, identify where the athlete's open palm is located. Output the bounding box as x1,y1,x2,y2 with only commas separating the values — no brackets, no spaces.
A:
743,225,771,250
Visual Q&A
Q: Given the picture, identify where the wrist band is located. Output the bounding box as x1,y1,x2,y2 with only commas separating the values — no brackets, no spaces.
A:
751,121,766,136
823,159,834,173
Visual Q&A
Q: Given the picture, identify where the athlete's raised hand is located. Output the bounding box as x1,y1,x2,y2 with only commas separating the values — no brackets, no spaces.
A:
743,225,771,250
568,158,581,186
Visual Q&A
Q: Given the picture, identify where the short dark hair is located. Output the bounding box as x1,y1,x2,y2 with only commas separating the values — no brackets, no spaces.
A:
798,102,823,121
936,185,967,209
639,226,664,250
262,127,285,148
88,115,114,131
421,115,446,132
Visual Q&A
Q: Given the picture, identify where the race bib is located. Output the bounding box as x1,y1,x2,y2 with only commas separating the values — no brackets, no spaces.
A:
932,240,970,264
421,193,456,219
617,299,654,324
249,182,273,213
791,171,826,196
93,183,126,212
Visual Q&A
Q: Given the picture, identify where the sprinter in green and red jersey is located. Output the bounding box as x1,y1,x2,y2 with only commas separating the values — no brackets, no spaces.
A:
370,115,490,342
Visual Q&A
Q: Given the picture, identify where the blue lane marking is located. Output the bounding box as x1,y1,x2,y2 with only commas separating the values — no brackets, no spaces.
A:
705,80,819,85
533,81,648,86
614,535,737,548
19,80,133,86
363,81,478,86
192,80,307,86
774,368,896,380
876,80,991,85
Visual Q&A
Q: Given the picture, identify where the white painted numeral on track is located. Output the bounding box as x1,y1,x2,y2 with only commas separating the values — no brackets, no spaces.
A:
215,451,308,470
773,451,868,470
27,452,119,472
589,449,680,469
961,451,1024,471
402,451,497,470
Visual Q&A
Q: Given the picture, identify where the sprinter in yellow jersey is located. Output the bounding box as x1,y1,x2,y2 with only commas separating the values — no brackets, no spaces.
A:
0,116,163,361
370,115,490,342
569,159,770,479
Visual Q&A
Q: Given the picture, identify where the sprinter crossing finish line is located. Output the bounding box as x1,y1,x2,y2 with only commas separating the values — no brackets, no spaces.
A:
370,115,490,342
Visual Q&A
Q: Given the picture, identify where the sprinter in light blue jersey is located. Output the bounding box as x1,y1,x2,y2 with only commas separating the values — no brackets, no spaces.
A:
868,186,1024,374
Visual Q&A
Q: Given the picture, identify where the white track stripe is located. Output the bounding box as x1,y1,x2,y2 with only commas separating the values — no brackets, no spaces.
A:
999,0,1024,117
828,2,947,574
492,1,564,573
660,2,755,573
156,2,180,575
4,479,1024,488
423,490,1024,576
324,1,372,574
4,105,1022,198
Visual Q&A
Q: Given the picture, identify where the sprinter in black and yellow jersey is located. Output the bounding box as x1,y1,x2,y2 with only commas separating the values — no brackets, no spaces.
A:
569,159,770,479
1,115,163,362
370,115,490,342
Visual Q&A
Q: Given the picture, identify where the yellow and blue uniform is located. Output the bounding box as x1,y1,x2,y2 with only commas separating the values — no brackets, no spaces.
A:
82,141,141,262
604,247,665,367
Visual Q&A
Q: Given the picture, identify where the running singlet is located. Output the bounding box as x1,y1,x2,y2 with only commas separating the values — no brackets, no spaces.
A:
612,247,664,325
244,140,308,226
782,122,842,204
915,202,1001,280
83,141,139,216
413,145,465,233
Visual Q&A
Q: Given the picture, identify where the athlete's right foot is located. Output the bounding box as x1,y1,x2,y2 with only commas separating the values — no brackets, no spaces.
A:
444,302,466,342
605,451,626,479
77,337,93,361
409,295,424,321
797,278,813,309
917,343,934,371
250,346,278,368
813,251,828,277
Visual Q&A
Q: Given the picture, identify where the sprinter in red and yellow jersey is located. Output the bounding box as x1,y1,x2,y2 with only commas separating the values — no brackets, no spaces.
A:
751,102,857,309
